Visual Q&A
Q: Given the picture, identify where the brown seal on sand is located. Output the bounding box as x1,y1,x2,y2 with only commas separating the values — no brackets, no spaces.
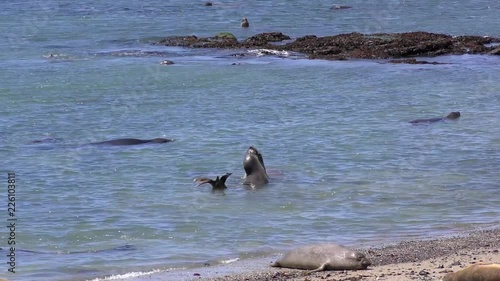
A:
194,173,232,190
409,111,460,124
241,17,249,28
91,138,174,146
443,264,500,281
243,146,269,187
272,243,371,273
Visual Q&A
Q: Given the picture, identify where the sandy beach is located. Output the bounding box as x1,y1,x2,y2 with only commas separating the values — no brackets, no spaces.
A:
142,228,500,281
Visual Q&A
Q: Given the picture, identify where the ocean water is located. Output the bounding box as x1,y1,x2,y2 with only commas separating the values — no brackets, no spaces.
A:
1,1,500,280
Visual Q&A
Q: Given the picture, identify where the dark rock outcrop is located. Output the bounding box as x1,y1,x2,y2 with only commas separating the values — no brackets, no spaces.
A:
242,32,291,46
155,31,500,61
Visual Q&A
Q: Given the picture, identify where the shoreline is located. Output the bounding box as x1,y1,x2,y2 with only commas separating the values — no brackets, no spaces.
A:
123,228,499,281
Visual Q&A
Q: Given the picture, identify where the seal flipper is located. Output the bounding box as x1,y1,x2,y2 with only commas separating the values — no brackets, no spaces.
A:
305,262,328,274
194,177,215,187
220,173,232,184
194,173,232,190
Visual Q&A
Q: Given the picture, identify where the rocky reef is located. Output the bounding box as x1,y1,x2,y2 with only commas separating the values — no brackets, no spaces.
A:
155,31,500,61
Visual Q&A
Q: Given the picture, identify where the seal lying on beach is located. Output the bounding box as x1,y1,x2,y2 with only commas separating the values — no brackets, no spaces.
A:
243,146,269,187
409,111,460,124
443,264,500,281
194,173,232,190
91,138,174,146
272,243,371,273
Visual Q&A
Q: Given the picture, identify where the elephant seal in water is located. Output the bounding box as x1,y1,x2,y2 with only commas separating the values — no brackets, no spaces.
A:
409,111,460,124
331,4,352,9
243,146,269,187
272,243,371,273
159,60,174,65
194,173,232,190
443,264,500,281
91,138,174,146
241,17,249,28
32,137,63,144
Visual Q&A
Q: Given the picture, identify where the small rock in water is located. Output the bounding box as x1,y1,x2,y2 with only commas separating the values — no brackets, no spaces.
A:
204,2,213,6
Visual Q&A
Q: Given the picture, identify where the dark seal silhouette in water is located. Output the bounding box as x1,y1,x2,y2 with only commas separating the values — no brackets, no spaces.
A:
194,173,232,191
241,17,249,28
90,138,174,146
159,60,174,65
272,243,371,273
31,137,63,144
409,111,460,124
331,4,352,10
243,146,269,187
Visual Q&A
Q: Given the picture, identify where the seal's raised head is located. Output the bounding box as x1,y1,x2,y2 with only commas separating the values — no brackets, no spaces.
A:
446,111,460,120
243,146,269,187
245,146,265,172
241,17,249,28
352,251,372,269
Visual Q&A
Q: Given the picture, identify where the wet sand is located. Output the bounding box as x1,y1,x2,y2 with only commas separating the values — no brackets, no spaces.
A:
128,228,499,281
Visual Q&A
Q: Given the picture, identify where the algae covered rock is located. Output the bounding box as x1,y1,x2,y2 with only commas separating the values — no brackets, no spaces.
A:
214,32,237,41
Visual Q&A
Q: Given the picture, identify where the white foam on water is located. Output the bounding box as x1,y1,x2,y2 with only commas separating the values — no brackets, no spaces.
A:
221,257,240,264
87,269,162,281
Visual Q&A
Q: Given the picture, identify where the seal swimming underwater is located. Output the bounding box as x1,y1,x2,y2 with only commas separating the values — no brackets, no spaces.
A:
91,138,174,146
194,173,232,191
272,243,371,273
243,146,269,187
409,111,460,124
443,264,500,281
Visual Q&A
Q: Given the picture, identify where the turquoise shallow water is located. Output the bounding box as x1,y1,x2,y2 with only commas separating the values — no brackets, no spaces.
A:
1,1,500,280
